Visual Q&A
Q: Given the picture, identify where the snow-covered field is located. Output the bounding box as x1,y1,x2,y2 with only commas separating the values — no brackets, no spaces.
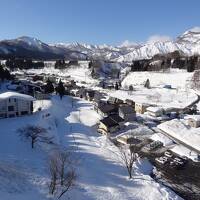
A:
0,94,182,200
26,61,99,86
122,69,192,89
106,69,197,110
110,87,197,110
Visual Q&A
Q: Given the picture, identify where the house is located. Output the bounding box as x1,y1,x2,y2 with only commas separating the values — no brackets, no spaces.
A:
135,102,150,114
146,106,164,117
96,103,118,117
0,92,35,118
118,105,136,121
98,114,124,135
117,135,142,145
187,115,200,128
107,96,123,105
125,99,135,110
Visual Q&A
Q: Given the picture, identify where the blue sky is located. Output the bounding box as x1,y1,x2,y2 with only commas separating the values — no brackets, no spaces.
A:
0,0,200,45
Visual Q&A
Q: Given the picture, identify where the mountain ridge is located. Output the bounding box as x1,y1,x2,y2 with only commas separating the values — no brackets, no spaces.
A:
0,27,200,61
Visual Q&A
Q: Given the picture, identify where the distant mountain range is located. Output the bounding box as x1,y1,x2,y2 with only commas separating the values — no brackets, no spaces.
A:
0,27,200,61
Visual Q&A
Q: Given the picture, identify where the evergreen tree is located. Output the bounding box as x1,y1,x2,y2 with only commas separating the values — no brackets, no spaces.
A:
118,81,122,87
144,79,150,89
115,82,119,90
102,81,105,89
56,80,65,100
45,79,54,93
0,65,4,81
3,69,11,80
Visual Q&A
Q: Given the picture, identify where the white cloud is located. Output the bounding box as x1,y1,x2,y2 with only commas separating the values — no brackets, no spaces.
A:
147,35,171,44
120,40,137,47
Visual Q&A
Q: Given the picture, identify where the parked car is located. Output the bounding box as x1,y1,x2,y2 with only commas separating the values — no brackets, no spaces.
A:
170,160,185,169
155,156,169,165
174,157,183,163
180,156,188,163
164,151,173,158
170,157,187,169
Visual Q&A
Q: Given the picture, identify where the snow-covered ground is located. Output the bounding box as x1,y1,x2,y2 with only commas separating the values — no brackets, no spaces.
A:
122,69,192,89
110,87,197,110
106,69,197,110
0,94,182,200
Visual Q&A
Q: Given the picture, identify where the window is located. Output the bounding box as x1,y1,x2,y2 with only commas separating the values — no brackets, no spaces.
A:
14,98,16,102
8,106,14,111
21,111,28,115
0,113,6,118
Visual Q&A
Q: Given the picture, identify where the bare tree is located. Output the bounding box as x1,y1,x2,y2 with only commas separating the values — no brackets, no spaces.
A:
58,168,76,199
191,70,200,90
48,149,77,198
17,125,52,148
118,145,138,179
48,154,59,195
56,150,71,186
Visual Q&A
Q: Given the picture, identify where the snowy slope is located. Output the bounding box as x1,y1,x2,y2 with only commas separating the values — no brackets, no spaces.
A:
0,93,182,200
54,27,200,62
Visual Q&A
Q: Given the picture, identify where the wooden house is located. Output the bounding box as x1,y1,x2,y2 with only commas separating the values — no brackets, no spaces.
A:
125,99,135,110
118,105,136,122
96,103,118,117
135,102,150,114
107,96,123,105
98,114,124,135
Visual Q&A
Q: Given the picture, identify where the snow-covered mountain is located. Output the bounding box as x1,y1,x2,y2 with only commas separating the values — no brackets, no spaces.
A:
54,27,200,62
0,27,200,61
0,36,87,60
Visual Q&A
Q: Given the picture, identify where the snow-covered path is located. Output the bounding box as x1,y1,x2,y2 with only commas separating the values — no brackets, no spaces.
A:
48,96,182,200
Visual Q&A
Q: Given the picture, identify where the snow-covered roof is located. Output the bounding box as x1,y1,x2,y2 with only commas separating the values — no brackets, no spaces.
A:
151,133,173,146
146,106,163,113
117,125,153,138
184,115,200,122
0,92,36,101
158,119,200,153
